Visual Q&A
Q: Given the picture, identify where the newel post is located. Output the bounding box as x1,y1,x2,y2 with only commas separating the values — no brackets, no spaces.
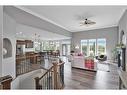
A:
52,62,58,89
35,77,41,89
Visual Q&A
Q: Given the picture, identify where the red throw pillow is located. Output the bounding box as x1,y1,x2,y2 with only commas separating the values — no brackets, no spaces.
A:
85,59,94,69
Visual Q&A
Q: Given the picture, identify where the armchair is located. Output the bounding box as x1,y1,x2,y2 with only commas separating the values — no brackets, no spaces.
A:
96,55,107,61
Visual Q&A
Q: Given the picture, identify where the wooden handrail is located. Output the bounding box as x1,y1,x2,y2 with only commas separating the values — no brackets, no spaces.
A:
34,61,65,89
0,83,3,89
39,66,54,80
0,75,13,89
38,62,64,80
35,65,54,89
16,55,43,76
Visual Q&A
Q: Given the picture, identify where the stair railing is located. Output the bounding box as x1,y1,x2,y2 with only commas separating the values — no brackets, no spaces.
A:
35,61,64,89
0,75,13,89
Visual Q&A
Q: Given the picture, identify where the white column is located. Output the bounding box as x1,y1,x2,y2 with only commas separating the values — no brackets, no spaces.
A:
0,6,3,76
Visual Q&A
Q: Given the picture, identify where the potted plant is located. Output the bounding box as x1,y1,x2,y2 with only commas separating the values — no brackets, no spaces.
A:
71,44,75,52
111,47,118,62
116,42,126,49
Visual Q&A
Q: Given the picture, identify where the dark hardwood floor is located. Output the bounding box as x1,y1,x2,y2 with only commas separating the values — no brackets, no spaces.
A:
62,57,119,89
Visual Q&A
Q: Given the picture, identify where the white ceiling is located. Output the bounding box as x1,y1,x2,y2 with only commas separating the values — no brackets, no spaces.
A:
20,6,127,32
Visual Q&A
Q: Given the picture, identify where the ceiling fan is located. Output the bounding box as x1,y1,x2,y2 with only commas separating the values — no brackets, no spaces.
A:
80,18,96,26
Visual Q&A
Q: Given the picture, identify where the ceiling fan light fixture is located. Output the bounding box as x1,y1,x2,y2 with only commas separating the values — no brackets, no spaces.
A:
80,18,96,26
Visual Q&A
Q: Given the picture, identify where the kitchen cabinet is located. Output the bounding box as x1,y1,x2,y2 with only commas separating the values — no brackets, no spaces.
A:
17,40,25,45
25,40,33,48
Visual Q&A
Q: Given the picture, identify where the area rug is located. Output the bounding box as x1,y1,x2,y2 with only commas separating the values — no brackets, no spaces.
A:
97,61,110,72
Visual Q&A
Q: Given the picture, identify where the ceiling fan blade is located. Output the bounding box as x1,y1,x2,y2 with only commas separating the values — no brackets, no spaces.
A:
80,24,90,27
79,22,85,25
79,18,96,27
80,24,84,26
86,19,91,22
90,21,96,25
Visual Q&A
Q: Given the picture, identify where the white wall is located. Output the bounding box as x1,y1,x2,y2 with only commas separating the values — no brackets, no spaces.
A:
2,11,16,78
2,9,71,78
118,9,127,71
0,6,3,76
118,10,127,43
11,69,42,89
11,77,20,89
4,6,72,38
16,23,70,40
72,27,118,60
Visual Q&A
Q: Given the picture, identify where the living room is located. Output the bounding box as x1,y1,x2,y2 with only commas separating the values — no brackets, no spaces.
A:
0,5,127,90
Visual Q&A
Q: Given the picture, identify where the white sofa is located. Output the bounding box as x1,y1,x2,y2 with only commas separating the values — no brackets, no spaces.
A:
68,54,97,71
71,56,85,69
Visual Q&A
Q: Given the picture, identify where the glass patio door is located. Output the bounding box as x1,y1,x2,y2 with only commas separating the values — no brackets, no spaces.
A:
88,39,96,56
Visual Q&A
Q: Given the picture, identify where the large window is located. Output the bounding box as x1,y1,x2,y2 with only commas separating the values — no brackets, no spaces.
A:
81,40,88,56
89,39,96,56
81,38,106,56
55,41,60,50
34,40,60,52
43,41,50,50
41,41,60,51
97,38,106,55
34,41,41,51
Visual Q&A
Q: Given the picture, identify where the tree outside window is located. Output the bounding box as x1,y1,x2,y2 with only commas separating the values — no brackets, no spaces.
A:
81,38,106,56
97,39,106,55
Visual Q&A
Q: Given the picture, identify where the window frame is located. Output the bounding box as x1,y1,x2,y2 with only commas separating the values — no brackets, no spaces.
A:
81,38,106,56
97,38,106,55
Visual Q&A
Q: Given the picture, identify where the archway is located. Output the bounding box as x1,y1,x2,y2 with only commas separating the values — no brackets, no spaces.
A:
3,38,12,58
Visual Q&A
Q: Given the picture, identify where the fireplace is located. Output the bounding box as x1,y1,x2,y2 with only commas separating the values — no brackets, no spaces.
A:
118,47,126,71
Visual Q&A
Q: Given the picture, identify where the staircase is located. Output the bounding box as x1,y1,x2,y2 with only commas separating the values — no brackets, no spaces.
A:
11,69,46,89
11,59,65,89
20,69,47,89
35,62,65,89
